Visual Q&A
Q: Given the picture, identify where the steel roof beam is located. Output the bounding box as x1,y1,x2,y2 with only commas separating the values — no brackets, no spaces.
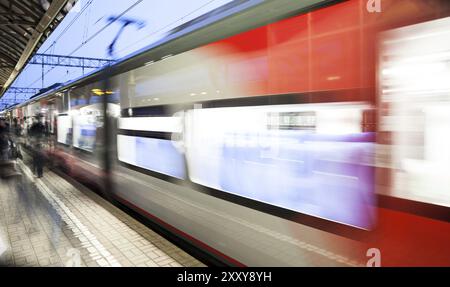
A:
5,87,40,94
29,53,115,69
0,0,71,97
0,2,39,24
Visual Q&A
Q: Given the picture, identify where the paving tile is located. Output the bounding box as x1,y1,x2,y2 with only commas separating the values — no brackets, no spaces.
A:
145,260,159,267
0,158,203,268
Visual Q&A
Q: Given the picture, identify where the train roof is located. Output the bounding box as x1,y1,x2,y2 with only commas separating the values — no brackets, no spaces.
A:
11,0,336,110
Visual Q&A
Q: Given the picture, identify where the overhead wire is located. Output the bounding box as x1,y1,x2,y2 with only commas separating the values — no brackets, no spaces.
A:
26,0,144,88
25,0,222,90
115,0,219,56
16,0,95,89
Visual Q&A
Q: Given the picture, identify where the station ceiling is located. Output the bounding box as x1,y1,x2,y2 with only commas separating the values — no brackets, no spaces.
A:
0,0,77,98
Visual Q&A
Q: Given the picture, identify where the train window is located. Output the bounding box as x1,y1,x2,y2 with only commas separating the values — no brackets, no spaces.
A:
71,105,102,153
117,135,186,180
117,116,186,179
57,115,72,146
185,104,375,229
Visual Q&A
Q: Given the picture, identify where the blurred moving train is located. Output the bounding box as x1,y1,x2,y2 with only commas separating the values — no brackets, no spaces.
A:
3,0,450,266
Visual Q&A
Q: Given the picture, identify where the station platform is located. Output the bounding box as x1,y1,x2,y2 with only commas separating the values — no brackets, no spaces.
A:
0,159,205,267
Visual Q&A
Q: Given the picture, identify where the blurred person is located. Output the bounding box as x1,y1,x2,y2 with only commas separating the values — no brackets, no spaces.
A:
0,119,21,181
13,118,22,137
29,116,46,178
14,174,39,232
23,117,28,135
0,119,10,161
43,120,49,137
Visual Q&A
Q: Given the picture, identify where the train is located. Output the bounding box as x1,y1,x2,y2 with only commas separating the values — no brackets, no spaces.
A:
3,0,450,266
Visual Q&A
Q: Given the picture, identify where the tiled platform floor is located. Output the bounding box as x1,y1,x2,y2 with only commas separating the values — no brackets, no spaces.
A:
0,160,205,267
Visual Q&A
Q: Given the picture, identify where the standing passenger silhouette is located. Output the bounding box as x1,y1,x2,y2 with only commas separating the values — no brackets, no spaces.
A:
29,116,46,178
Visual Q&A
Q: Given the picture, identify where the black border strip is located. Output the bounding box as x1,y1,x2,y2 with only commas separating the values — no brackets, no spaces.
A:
118,161,186,185
121,88,374,118
118,161,371,241
377,195,450,222
118,129,176,140
121,105,174,118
